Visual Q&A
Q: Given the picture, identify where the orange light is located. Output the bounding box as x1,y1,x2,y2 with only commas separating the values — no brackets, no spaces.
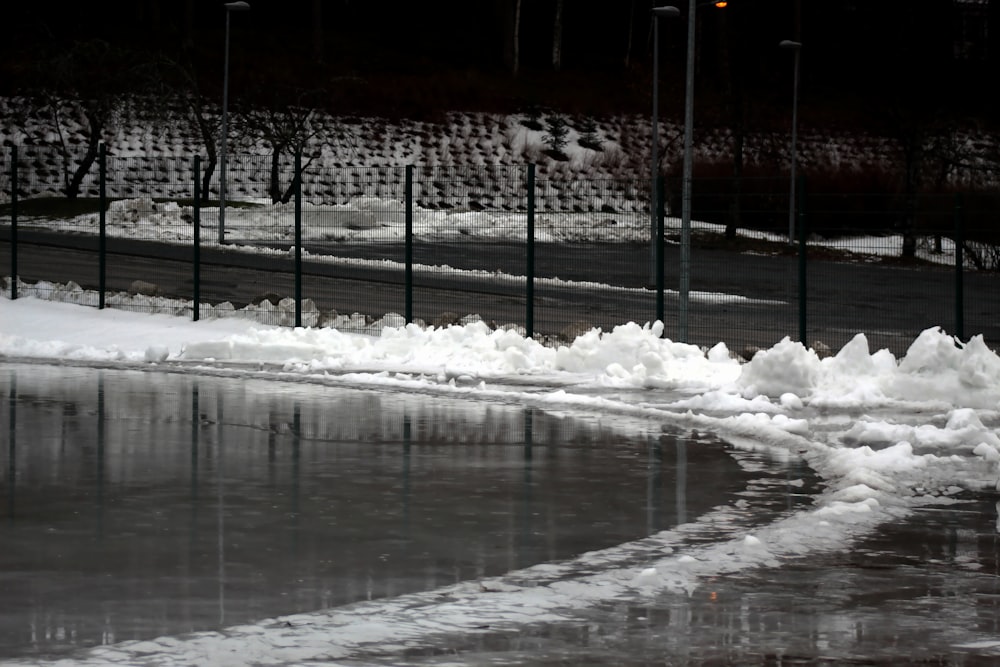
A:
714,1,728,6
709,591,718,601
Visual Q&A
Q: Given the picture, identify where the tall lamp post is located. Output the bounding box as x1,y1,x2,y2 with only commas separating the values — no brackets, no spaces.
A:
780,39,802,244
219,1,250,245
650,6,680,289
677,0,725,343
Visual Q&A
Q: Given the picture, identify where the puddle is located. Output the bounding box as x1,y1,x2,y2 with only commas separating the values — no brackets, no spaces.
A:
0,363,811,660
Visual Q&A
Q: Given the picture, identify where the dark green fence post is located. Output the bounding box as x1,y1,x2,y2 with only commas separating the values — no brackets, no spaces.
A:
99,143,107,310
10,146,17,300
526,164,536,340
797,173,807,344
655,175,665,327
405,165,413,324
193,155,201,322
954,192,964,341
294,151,302,328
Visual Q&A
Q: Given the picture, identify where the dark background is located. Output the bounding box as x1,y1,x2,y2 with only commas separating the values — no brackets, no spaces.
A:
2,0,998,130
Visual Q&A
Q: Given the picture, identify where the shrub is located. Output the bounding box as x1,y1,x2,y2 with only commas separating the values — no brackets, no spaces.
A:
577,116,603,151
543,114,570,161
521,106,544,131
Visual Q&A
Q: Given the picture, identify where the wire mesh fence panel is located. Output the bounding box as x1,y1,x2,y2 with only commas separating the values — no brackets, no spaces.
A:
192,154,295,326
533,176,656,340
953,192,1000,349
802,192,963,357
663,176,800,354
1,148,100,304
105,155,192,201
16,145,101,199
0,153,10,293
296,165,408,330
98,157,195,316
4,144,999,353
408,165,527,331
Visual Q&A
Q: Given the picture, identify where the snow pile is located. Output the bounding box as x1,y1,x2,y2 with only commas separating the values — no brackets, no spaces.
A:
737,329,1000,410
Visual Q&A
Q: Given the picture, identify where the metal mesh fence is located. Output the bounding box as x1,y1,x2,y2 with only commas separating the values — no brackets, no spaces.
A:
800,191,1000,356
3,151,999,356
198,154,298,325
102,157,196,316
409,165,526,330
677,177,800,354
535,177,656,340
2,148,99,305
299,164,407,328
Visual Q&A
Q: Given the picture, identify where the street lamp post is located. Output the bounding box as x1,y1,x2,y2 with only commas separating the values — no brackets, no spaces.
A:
677,0,699,343
650,6,680,290
219,1,250,245
780,39,802,244
676,0,726,343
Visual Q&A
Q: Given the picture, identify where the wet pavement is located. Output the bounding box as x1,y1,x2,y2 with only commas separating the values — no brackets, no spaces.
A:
3,363,1000,666
356,499,1000,666
0,363,811,662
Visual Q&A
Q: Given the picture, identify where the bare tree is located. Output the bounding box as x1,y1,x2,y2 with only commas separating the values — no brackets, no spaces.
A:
239,91,332,204
32,40,139,199
146,53,220,201
889,106,936,258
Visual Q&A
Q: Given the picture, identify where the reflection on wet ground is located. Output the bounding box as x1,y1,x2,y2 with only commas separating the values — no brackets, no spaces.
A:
0,363,811,661
353,497,1000,666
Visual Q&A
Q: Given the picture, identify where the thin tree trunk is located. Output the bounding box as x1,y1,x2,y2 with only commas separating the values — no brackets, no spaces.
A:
552,0,564,72
199,131,218,204
624,0,635,67
67,112,103,200
45,96,73,195
312,0,324,64
269,150,283,204
513,0,522,75
901,130,922,258
182,0,196,52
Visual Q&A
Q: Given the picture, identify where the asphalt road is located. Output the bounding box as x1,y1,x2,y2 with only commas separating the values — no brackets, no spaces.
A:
1,228,997,356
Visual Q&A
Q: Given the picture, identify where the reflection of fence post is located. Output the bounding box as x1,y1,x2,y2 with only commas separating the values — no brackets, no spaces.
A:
193,155,202,321
99,144,107,310
294,151,302,328
96,372,106,537
797,173,807,344
405,165,413,324
646,436,663,534
526,164,536,339
10,146,17,300
523,407,533,461
7,371,16,519
954,192,964,341
191,382,200,497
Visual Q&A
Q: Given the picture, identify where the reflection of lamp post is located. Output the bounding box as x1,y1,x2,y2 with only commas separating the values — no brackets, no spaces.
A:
219,1,250,245
650,6,680,288
677,0,725,342
780,39,802,244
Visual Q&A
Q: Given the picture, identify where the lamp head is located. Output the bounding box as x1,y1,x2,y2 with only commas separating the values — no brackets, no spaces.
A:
225,1,250,11
652,5,680,18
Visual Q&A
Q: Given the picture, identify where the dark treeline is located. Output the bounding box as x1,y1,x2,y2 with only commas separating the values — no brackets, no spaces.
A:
2,0,998,125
